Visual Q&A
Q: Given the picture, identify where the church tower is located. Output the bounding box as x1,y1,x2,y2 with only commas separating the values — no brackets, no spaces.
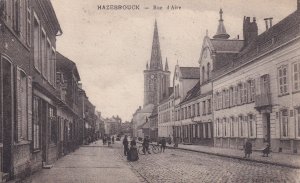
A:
144,20,170,107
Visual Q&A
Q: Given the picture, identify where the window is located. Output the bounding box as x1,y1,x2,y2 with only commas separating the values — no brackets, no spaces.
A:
207,123,212,138
222,90,226,109
229,87,234,107
242,83,248,104
237,84,242,105
297,108,300,137
33,96,41,150
50,49,56,86
225,89,230,108
278,66,288,95
230,117,235,137
202,66,205,83
239,116,244,137
202,101,206,115
207,99,211,114
214,93,218,110
218,92,222,109
188,106,191,118
248,114,255,137
41,31,47,78
207,63,211,80
16,68,28,141
13,0,21,34
248,79,255,102
192,104,195,117
33,17,40,70
281,109,289,137
49,106,57,144
218,119,222,137
47,41,51,81
26,0,31,45
197,103,200,116
234,86,238,106
224,118,227,137
293,62,300,92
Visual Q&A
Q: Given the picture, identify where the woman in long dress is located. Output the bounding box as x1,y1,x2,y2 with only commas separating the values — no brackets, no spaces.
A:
127,138,139,161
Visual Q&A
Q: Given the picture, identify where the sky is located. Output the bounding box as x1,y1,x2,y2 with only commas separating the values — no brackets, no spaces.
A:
51,0,297,122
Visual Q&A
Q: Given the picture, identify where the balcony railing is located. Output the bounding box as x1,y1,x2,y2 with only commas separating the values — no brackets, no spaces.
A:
255,92,272,108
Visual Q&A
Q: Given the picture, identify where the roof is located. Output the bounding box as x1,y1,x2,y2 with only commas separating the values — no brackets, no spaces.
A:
149,106,158,118
179,67,200,79
213,10,300,79
56,52,81,81
180,81,200,104
210,39,244,53
237,10,300,62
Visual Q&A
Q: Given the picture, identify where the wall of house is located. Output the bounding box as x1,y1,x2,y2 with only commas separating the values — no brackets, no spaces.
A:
213,37,300,152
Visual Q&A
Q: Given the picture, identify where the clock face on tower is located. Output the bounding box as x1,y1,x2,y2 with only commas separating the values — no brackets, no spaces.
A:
151,74,154,79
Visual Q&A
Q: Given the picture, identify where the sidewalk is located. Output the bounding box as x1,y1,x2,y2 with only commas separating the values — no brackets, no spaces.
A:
166,143,300,169
11,140,141,183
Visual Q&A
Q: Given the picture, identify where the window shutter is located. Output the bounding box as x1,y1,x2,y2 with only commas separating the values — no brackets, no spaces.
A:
16,67,22,142
256,77,261,96
27,76,32,141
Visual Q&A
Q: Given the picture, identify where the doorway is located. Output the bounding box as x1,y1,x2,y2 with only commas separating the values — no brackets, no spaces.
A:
2,59,13,175
262,113,271,143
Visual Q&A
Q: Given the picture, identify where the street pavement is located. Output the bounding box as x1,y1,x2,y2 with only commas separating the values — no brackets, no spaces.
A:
128,147,300,183
19,141,142,183
166,143,300,169
17,140,300,183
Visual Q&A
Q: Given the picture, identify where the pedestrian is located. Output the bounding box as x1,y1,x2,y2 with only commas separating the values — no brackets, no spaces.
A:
174,137,178,148
168,135,172,145
127,137,139,161
112,136,115,144
161,137,166,152
123,135,129,156
244,139,252,158
107,136,111,147
262,143,270,157
142,136,151,154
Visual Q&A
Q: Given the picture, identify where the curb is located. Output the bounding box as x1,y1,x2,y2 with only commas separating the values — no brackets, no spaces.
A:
166,146,300,169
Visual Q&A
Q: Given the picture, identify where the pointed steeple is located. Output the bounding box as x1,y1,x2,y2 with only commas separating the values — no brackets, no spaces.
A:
165,57,169,71
149,20,163,70
146,62,149,70
213,9,230,39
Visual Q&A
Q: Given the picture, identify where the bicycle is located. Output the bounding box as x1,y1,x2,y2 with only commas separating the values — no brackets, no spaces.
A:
138,144,160,154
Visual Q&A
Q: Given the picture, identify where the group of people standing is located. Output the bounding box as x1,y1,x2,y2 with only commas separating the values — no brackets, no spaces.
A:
244,139,271,158
123,135,139,161
102,135,115,146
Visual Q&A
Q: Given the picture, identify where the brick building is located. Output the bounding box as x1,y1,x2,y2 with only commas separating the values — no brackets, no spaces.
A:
0,0,32,180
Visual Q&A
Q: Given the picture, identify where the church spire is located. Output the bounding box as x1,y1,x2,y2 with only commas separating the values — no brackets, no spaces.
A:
213,9,230,39
165,57,169,71
149,20,163,70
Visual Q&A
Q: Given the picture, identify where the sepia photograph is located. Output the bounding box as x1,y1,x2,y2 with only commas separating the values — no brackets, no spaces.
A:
0,0,300,182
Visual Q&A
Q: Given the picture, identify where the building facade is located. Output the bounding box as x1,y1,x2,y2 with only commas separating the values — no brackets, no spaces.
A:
0,0,32,180
0,1,99,181
213,7,300,153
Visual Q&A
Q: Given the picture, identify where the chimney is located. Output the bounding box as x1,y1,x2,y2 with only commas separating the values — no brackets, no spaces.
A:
243,16,258,46
264,18,269,30
264,18,273,31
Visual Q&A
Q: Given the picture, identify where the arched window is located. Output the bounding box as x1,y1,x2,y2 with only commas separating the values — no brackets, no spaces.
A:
202,66,205,83
207,63,211,80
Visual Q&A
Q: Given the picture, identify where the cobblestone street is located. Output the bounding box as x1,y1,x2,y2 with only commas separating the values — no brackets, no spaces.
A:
122,144,300,183
17,141,300,183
